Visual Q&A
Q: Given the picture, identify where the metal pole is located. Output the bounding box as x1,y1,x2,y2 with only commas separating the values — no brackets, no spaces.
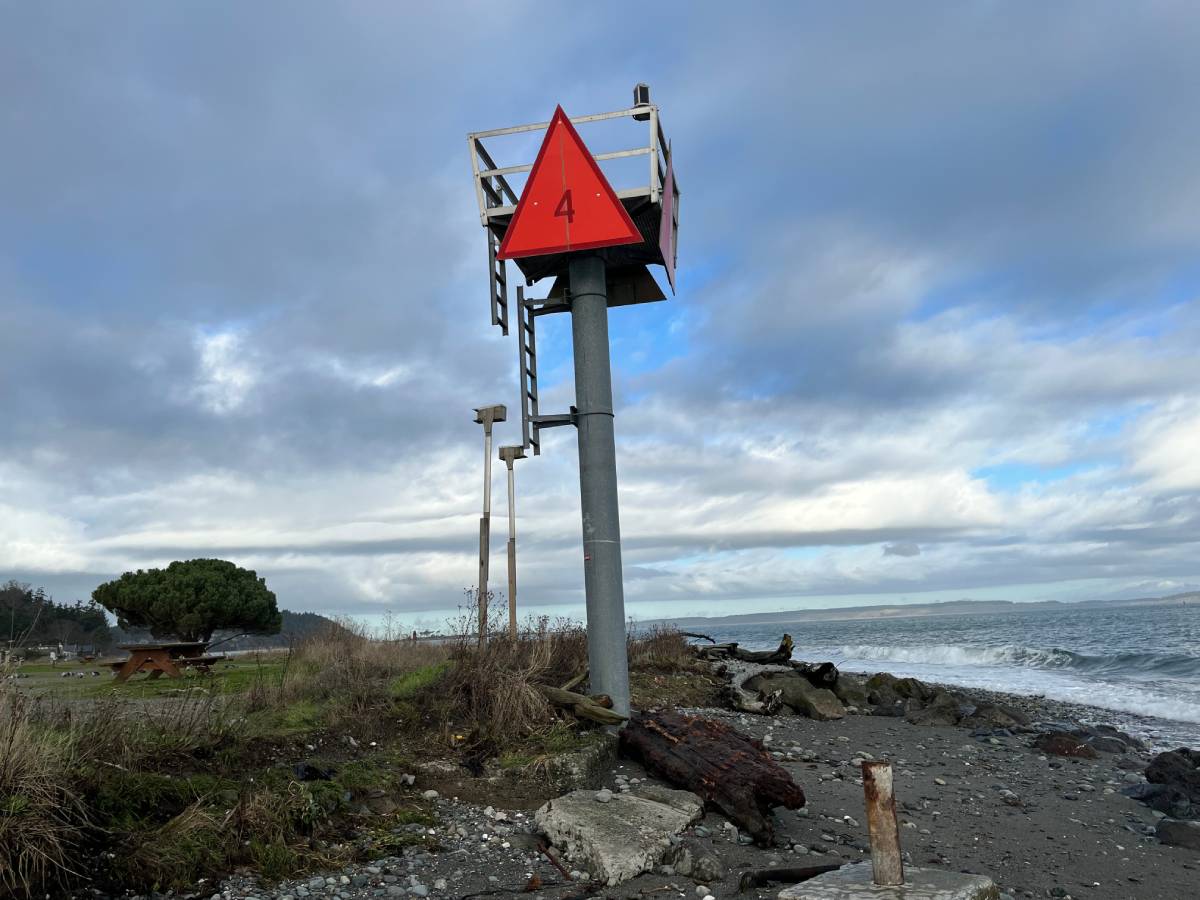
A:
478,423,492,646
862,761,904,886
568,254,631,717
473,404,506,646
505,458,517,638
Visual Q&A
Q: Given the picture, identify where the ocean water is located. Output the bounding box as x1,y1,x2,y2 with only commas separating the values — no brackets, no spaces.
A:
691,603,1200,749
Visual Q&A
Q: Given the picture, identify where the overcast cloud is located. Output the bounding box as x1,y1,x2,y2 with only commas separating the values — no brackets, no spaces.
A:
2,2,1199,626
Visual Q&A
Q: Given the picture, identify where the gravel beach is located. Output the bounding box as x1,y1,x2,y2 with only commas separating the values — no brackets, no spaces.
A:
194,682,1198,900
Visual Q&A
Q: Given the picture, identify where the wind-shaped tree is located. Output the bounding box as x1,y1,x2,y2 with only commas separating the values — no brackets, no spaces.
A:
92,559,282,643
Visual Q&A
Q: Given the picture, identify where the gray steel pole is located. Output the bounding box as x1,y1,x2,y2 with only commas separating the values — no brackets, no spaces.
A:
505,458,517,638
478,423,493,645
498,444,525,640
473,405,506,646
569,254,631,717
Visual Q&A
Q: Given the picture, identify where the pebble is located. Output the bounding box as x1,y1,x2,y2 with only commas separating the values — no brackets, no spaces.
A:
594,788,614,803
421,790,439,800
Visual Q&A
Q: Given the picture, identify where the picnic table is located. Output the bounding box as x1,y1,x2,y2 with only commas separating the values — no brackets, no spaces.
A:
104,642,225,683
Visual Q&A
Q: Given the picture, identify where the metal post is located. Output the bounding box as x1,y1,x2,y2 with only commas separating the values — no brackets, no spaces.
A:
499,445,525,639
473,405,507,646
568,254,631,717
862,761,905,886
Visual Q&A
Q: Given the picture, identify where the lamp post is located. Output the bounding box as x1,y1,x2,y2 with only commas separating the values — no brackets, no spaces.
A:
473,404,506,645
498,444,526,638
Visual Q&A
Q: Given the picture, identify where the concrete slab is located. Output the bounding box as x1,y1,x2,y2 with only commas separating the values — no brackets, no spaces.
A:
535,786,703,885
778,862,999,900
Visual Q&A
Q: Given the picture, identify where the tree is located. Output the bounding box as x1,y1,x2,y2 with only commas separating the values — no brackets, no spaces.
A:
92,559,282,643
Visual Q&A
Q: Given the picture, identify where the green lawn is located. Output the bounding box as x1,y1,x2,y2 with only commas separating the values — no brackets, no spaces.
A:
7,653,289,699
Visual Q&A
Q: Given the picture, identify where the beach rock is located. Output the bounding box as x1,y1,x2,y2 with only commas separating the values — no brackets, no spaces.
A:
906,690,965,727
832,674,870,710
960,703,1030,730
668,841,724,883
1146,748,1200,800
745,673,846,720
1032,733,1098,759
535,787,703,885
1087,735,1130,754
1156,818,1200,850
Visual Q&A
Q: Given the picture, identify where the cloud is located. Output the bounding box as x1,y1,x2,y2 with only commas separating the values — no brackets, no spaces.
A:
1,3,1199,624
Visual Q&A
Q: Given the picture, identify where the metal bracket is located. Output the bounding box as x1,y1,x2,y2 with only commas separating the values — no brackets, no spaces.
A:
532,412,576,429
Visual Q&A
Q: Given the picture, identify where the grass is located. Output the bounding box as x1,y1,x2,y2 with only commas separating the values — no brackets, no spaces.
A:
0,620,706,896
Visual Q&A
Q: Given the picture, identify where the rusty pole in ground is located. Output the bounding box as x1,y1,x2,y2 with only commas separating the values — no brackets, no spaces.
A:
862,760,904,886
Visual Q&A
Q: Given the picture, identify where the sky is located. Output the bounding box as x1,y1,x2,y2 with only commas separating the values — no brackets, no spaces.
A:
2,2,1199,628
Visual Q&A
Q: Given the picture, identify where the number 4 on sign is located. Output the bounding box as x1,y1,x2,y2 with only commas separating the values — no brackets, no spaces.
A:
555,190,575,224
496,106,641,260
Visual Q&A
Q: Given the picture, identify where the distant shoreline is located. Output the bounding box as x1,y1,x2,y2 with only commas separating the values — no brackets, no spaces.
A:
642,590,1199,629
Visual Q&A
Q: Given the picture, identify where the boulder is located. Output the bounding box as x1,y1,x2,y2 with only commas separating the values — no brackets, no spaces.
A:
535,787,703,886
865,672,900,706
1146,748,1200,800
832,674,870,710
960,703,1030,730
745,673,846,720
1032,733,1098,759
667,840,724,883
865,672,933,706
906,690,965,727
1157,819,1200,850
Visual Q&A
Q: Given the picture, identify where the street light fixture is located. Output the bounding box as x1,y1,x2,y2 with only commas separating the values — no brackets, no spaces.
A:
498,444,526,639
473,404,506,645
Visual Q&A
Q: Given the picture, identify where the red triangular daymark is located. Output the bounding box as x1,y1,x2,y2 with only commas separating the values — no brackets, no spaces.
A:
497,105,642,260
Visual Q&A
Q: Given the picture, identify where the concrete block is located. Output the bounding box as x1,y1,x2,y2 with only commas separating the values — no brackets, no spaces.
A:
779,862,999,900
536,786,704,885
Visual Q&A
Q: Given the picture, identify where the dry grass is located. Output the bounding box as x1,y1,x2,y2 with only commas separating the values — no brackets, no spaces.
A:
0,686,86,897
440,617,589,748
628,625,700,672
282,619,449,717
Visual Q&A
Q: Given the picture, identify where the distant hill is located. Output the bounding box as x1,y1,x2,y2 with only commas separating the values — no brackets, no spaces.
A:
650,591,1200,629
113,609,346,650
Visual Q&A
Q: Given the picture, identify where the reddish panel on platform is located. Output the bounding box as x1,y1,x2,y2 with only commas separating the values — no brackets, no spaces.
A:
497,106,642,260
658,150,677,293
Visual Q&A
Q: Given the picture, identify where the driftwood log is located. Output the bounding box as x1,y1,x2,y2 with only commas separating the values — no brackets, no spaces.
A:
695,634,794,665
618,710,805,844
721,663,785,715
537,685,627,726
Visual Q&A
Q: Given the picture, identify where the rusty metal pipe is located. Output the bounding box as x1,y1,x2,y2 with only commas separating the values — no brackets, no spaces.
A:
862,760,904,886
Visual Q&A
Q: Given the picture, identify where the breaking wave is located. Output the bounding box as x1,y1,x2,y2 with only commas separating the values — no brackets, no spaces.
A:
832,643,1200,679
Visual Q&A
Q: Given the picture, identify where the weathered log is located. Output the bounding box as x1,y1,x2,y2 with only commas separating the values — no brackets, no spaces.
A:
618,710,805,845
537,685,627,726
721,663,784,715
696,635,794,665
680,631,716,644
